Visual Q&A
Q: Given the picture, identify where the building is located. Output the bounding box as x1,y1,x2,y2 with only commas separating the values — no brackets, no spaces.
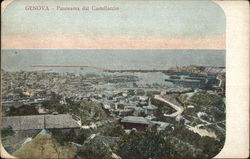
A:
142,99,158,116
151,121,171,132
143,105,158,116
88,134,120,146
120,116,152,131
2,114,81,131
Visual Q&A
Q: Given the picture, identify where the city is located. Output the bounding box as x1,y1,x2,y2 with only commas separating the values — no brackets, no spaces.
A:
1,64,226,159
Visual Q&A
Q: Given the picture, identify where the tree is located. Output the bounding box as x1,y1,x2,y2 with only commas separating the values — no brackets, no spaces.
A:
9,105,39,116
115,131,171,159
1,126,15,138
50,129,74,146
76,141,114,159
99,123,126,137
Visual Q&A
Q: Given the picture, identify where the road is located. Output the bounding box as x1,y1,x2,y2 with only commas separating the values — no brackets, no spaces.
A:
154,95,184,118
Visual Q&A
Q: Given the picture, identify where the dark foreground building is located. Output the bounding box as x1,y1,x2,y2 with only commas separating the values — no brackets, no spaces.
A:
120,116,151,131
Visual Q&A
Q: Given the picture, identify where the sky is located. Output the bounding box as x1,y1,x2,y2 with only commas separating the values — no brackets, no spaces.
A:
2,0,226,49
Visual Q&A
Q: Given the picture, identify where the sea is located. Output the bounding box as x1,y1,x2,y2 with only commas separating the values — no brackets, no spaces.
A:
1,49,225,72
1,49,225,87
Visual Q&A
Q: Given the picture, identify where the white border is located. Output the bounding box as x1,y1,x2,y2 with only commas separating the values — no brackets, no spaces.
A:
1,0,249,158
214,1,249,158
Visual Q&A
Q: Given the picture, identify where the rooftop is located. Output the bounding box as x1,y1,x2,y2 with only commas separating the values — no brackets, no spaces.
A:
45,114,81,129
2,114,81,131
143,104,158,110
89,134,120,146
121,116,151,125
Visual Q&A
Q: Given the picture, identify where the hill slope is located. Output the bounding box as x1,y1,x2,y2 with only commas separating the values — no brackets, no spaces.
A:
13,134,77,158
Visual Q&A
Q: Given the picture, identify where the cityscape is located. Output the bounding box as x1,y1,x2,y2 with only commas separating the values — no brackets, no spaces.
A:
1,50,226,159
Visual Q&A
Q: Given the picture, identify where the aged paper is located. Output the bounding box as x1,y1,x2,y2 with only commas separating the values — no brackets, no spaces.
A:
1,0,249,158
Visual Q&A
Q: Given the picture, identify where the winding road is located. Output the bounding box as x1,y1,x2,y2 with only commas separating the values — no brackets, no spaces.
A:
154,95,184,118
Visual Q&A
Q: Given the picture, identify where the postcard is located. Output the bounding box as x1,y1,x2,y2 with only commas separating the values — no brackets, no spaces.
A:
1,0,249,158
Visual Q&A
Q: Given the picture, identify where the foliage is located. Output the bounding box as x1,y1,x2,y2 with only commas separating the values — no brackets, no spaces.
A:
113,122,225,159
95,122,126,137
189,93,225,111
51,128,92,145
8,105,39,116
1,106,9,117
151,98,175,122
76,141,114,159
114,130,206,159
49,129,75,146
178,92,225,122
77,101,109,124
73,129,92,144
170,124,224,158
1,126,15,138
42,93,109,125
42,93,65,113
115,131,169,159
176,94,189,106
177,92,225,111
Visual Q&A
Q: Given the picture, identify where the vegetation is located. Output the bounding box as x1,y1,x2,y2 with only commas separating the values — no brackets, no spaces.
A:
78,101,109,124
170,124,224,157
94,122,126,137
49,129,75,145
113,124,224,159
3,91,225,159
49,120,124,147
42,93,109,125
50,128,93,145
176,94,189,105
151,98,175,122
114,130,205,159
42,93,66,113
8,105,39,116
1,126,15,138
76,141,116,159
13,134,77,158
189,93,225,111
178,92,225,122
1,106,8,117
115,131,170,159
176,92,225,154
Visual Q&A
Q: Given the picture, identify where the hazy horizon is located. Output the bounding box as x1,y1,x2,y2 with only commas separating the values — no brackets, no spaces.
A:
1,49,225,73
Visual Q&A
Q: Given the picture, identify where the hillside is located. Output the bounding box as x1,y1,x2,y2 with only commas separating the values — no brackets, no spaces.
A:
13,134,77,158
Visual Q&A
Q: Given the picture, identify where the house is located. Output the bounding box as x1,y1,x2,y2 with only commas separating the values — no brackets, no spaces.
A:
151,121,171,132
36,106,49,114
111,109,134,117
138,96,148,101
2,114,81,131
142,98,158,116
145,115,156,121
120,116,152,131
102,103,111,110
132,107,144,116
45,114,81,129
138,101,147,106
122,92,128,97
59,97,67,105
143,104,157,116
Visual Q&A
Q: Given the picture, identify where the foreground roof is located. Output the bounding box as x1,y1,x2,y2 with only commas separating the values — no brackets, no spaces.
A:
121,116,151,125
2,114,80,130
